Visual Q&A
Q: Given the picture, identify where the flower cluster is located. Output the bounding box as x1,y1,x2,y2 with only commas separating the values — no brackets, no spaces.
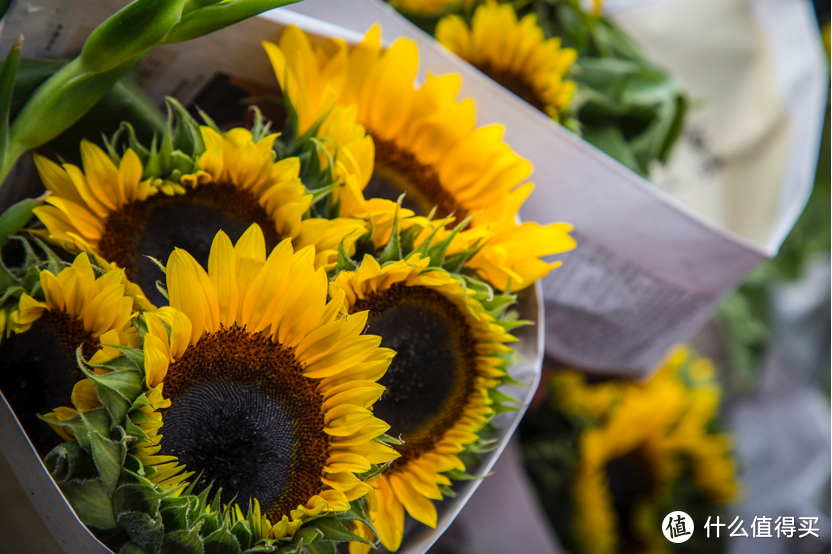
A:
0,15,573,554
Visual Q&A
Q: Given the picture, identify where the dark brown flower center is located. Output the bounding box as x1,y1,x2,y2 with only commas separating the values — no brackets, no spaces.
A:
365,135,468,220
604,449,656,549
474,62,546,112
0,310,98,455
98,184,281,307
158,325,328,520
350,284,478,469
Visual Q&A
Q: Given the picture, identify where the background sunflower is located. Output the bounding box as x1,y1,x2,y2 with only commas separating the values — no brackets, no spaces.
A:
521,347,738,554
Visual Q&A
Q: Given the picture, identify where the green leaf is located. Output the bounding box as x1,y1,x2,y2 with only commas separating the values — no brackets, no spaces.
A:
61,478,118,529
0,35,22,170
0,194,44,248
89,428,126,494
310,518,371,545
162,0,302,44
581,124,645,176
81,0,186,73
303,541,336,554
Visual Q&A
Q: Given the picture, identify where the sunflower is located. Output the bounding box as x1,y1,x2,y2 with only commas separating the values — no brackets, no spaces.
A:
329,253,516,552
0,252,137,454
56,224,399,539
264,26,576,291
436,3,577,123
554,347,737,554
32,121,365,308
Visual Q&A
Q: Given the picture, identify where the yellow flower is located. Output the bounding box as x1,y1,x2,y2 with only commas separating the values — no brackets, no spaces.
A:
32,128,364,307
330,254,516,552
1,252,138,454
264,26,575,291
437,3,577,122
62,224,399,540
559,346,738,554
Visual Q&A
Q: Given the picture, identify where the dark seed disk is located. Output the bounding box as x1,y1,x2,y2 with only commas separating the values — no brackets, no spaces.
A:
98,184,281,307
351,285,478,469
368,136,467,221
605,450,656,548
475,63,546,113
158,325,328,520
0,311,97,455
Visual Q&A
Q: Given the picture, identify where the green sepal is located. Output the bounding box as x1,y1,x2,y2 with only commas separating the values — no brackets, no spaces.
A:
294,526,323,546
61,478,118,529
230,517,253,551
309,518,372,546
197,512,222,538
425,214,475,268
121,542,150,554
39,406,110,451
159,496,191,533
377,203,403,264
118,511,165,554
355,461,389,482
161,526,205,554
335,241,359,273
113,484,165,517
306,182,342,207
203,517,241,554
44,440,92,483
89,426,128,494
443,468,486,481
108,344,147,372
335,498,379,539
77,348,143,427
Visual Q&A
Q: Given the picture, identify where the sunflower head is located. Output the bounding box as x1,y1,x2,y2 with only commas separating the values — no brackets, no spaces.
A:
46,225,399,551
436,3,577,123
32,100,365,308
525,346,738,554
264,25,576,293
331,249,522,551
0,248,139,455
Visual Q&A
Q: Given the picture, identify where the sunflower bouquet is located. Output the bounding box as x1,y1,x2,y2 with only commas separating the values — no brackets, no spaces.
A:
0,3,573,553
521,347,739,554
384,0,688,178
